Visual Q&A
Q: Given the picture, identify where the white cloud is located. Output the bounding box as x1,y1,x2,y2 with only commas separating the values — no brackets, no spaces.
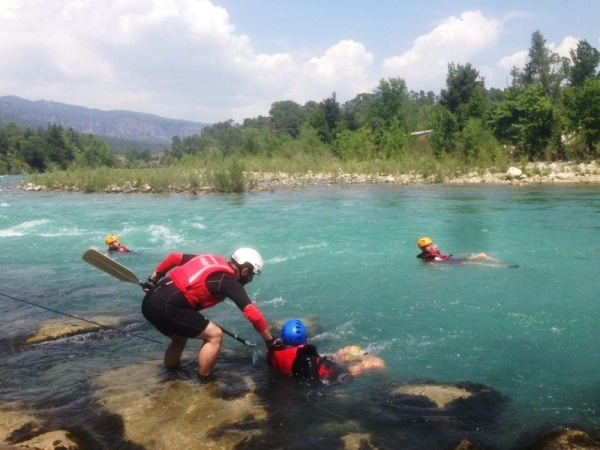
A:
498,50,528,70
382,10,500,92
550,36,579,59
0,2,594,123
304,40,374,99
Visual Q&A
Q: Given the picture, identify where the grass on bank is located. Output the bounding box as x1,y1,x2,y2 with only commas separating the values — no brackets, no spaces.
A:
26,149,528,193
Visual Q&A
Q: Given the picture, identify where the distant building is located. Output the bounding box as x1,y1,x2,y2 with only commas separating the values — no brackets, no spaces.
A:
410,130,433,142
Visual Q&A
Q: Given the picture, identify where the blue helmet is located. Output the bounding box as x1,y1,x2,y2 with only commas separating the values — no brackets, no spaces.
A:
281,319,307,346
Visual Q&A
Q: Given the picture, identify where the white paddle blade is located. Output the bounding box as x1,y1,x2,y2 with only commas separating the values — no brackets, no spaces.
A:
82,249,142,285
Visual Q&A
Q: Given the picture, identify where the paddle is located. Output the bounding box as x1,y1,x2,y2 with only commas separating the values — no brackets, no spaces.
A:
82,249,257,347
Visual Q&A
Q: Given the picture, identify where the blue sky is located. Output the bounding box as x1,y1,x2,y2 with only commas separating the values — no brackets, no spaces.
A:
1,0,598,124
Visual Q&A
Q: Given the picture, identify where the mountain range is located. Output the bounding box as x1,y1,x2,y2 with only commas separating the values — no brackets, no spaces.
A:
0,95,209,153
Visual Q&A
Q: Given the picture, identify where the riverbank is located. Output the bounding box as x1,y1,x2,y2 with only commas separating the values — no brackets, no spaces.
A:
15,160,600,193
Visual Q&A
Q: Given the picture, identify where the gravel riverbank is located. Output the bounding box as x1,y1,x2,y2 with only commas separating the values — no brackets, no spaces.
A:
17,161,600,193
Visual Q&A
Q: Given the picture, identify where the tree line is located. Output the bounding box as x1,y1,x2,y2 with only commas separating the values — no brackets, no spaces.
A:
164,31,599,168
0,122,117,174
2,30,599,176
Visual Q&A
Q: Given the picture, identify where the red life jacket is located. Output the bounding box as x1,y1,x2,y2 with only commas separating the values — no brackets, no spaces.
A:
267,345,332,379
168,254,236,309
418,247,448,261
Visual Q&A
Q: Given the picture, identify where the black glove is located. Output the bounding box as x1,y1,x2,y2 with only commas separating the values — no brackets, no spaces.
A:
266,338,283,350
142,277,156,293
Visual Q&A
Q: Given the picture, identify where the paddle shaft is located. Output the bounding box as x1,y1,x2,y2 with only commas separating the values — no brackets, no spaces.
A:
81,249,257,347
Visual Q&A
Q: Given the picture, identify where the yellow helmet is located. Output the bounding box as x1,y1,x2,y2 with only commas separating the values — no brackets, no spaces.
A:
417,237,432,249
105,234,119,245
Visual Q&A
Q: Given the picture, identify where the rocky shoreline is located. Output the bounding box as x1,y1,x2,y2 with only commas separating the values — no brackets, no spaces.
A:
16,161,600,194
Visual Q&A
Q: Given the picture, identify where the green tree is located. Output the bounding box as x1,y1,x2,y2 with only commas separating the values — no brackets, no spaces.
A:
367,77,411,129
563,78,600,154
334,126,376,160
511,30,566,99
269,100,307,138
378,117,410,159
198,120,243,156
489,84,554,159
20,135,48,172
308,93,340,144
341,93,374,131
565,39,600,88
428,105,458,156
76,135,116,168
45,123,75,169
461,118,500,162
440,63,480,114
0,122,23,157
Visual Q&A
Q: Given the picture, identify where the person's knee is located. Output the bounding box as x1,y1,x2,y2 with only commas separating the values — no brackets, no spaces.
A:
199,322,223,344
171,335,187,346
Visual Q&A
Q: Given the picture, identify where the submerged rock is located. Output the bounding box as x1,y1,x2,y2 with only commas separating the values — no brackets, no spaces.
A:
21,316,122,345
392,384,474,408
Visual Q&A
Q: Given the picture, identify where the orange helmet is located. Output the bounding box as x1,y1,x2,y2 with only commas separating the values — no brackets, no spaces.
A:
417,237,432,249
105,234,119,245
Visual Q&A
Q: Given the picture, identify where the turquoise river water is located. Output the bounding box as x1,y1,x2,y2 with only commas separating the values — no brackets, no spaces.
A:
0,175,599,449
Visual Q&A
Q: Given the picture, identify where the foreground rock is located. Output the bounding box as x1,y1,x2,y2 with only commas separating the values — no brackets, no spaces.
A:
516,426,600,449
3,369,600,449
91,359,267,449
0,408,83,449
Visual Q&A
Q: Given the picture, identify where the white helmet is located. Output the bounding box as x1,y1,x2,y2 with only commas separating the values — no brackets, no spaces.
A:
231,248,263,275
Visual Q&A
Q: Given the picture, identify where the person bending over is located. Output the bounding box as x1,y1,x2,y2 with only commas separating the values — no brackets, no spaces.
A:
141,248,277,379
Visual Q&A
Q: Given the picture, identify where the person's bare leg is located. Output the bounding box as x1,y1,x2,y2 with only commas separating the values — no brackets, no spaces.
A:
164,336,188,369
197,322,223,377
471,252,498,261
348,355,386,376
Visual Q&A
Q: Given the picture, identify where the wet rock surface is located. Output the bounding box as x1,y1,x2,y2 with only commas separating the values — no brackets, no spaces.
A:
20,316,123,345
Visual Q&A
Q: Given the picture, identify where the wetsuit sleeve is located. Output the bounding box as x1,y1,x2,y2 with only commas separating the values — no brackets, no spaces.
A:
242,304,268,333
206,273,268,332
154,253,197,276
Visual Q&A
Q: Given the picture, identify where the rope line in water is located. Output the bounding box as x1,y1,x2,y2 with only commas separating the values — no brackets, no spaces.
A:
0,291,162,344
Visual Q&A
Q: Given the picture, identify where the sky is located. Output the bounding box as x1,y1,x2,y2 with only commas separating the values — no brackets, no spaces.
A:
1,0,599,124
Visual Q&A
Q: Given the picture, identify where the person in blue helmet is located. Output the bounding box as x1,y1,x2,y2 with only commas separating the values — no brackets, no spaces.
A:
266,318,386,384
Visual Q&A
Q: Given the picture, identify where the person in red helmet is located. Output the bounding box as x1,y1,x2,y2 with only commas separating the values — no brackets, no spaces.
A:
416,237,516,268
141,248,278,379
104,234,131,253
267,318,386,384
416,237,451,262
